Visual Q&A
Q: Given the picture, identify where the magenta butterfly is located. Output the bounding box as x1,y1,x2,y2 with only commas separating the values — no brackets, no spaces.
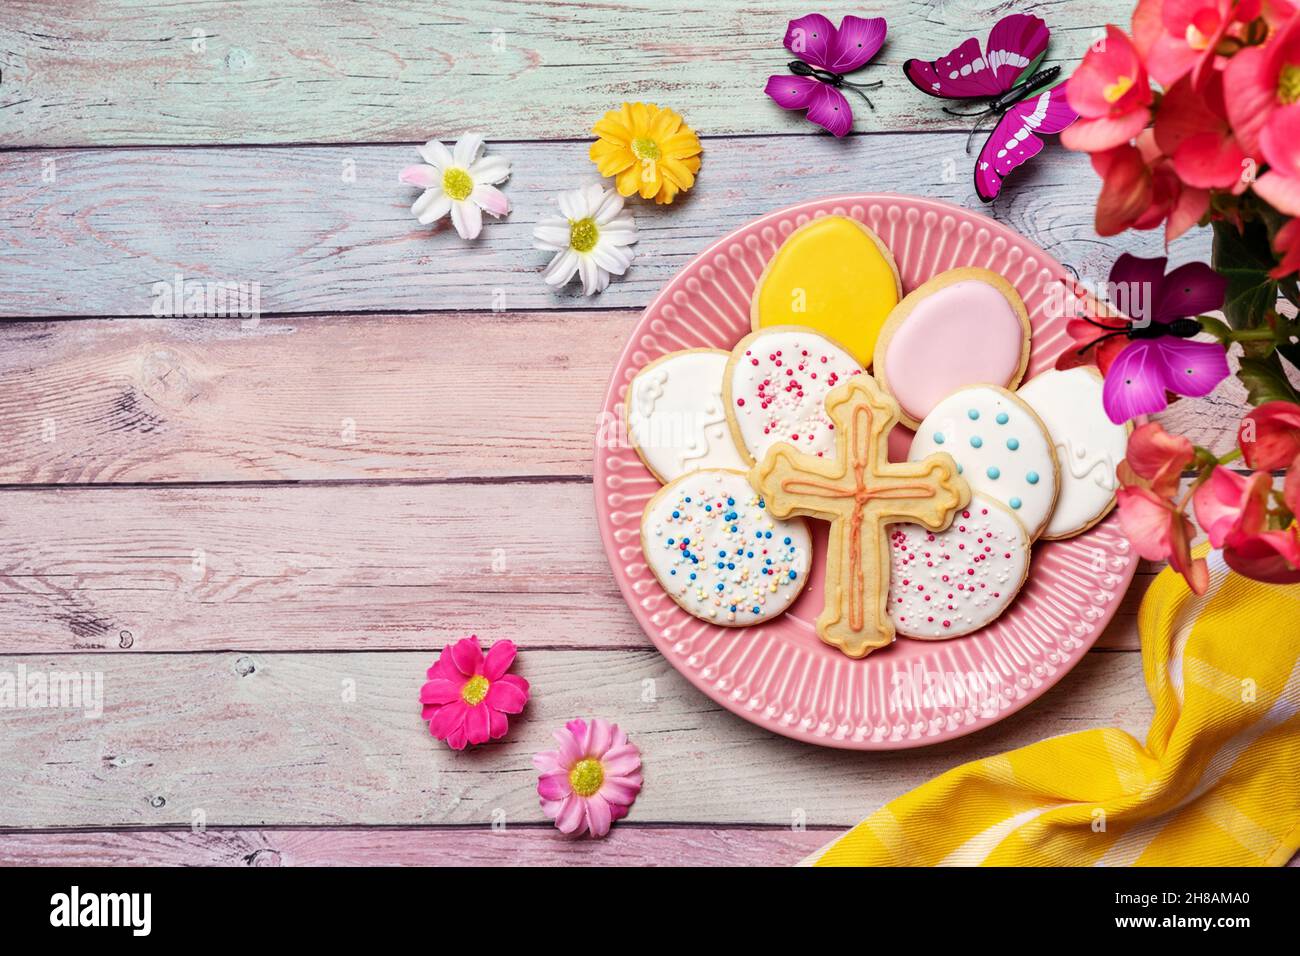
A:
903,14,1078,202
764,14,887,137
1065,255,1230,424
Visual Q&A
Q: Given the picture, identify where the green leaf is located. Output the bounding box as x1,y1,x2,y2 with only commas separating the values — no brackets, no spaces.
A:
1237,353,1300,405
1197,314,1233,342
1012,50,1050,87
1212,218,1278,330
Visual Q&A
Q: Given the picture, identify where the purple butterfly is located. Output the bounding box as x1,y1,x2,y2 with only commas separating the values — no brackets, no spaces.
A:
764,14,887,137
903,14,1078,201
1072,255,1230,424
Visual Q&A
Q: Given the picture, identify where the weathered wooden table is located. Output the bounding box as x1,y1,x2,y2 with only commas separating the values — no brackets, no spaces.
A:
0,1,1272,866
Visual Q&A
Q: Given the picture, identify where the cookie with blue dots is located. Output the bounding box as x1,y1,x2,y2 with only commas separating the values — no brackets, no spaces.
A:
907,385,1059,540
640,469,812,626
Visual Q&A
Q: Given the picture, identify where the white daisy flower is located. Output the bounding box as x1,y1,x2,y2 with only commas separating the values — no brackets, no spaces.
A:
399,133,510,240
533,183,638,296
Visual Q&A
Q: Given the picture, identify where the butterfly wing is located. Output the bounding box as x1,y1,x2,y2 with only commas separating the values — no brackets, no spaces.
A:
764,74,854,137
824,16,887,73
903,14,1048,99
904,37,1000,98
1153,262,1229,323
1152,337,1231,398
1102,341,1169,423
783,14,836,69
1101,337,1230,423
785,14,886,74
973,82,1078,201
985,14,1051,90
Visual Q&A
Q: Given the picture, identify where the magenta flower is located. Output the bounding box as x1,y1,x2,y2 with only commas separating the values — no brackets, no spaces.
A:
533,718,642,838
419,636,529,750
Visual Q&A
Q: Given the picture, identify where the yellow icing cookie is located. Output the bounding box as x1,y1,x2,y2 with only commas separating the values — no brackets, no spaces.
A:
751,215,901,368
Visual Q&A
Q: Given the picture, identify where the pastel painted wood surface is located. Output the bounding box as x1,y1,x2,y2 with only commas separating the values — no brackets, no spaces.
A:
0,312,1247,489
0,826,1294,867
0,136,1206,319
0,313,622,482
0,825,835,867
0,477,1163,654
0,0,1130,147
0,649,1151,829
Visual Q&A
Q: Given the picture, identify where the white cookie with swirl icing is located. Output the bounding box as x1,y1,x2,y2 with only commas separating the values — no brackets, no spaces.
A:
1017,367,1131,539
626,349,748,483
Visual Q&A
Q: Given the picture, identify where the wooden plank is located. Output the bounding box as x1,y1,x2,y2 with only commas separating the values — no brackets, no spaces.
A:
0,825,833,866
0,479,1155,653
0,0,1131,147
0,648,1150,828
0,136,1207,318
2,824,1294,867
0,313,624,482
0,313,1251,487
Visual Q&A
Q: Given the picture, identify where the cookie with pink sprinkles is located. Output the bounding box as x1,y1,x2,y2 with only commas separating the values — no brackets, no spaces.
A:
886,492,1030,639
722,326,864,465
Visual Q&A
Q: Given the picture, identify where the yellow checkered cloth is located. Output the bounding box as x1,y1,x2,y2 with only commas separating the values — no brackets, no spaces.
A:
810,548,1300,866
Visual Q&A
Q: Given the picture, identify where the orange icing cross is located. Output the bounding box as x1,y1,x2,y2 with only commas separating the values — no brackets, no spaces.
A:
749,377,970,658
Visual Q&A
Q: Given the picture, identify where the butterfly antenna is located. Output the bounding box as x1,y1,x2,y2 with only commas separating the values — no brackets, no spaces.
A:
1075,329,1129,355
964,110,995,154
1081,314,1125,331
941,104,993,117
844,85,877,110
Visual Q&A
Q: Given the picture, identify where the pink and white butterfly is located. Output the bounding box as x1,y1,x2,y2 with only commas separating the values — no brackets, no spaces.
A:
903,14,1078,201
764,14,887,137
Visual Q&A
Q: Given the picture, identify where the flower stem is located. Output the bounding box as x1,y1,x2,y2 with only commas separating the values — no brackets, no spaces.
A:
1225,328,1283,342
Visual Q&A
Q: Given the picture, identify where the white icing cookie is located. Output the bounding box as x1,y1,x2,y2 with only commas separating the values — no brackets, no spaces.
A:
640,469,811,626
1016,367,1130,539
626,349,748,483
723,326,864,464
908,385,1059,540
887,493,1030,639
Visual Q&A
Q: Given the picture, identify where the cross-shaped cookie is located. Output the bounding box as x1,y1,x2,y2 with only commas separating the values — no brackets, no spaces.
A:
749,376,970,658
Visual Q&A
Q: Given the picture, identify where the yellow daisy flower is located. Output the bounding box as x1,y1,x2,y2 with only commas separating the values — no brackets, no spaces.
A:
589,102,703,205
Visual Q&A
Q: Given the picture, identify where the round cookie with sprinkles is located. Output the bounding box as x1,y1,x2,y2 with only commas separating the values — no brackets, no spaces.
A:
886,493,1030,639
907,385,1059,540
640,469,812,626
723,326,864,465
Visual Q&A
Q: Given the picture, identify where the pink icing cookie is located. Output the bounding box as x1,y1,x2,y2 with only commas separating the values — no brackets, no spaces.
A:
723,326,864,464
873,268,1030,428
886,493,1030,639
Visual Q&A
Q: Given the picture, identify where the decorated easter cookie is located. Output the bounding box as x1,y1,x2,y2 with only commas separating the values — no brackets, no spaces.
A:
750,377,969,658
723,326,864,465
751,215,901,367
640,469,812,626
1017,367,1130,539
908,385,1059,540
626,349,748,483
873,268,1031,428
887,493,1030,639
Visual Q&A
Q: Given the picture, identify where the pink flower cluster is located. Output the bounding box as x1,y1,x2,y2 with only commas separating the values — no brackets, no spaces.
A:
1064,0,1300,273
1118,411,1300,592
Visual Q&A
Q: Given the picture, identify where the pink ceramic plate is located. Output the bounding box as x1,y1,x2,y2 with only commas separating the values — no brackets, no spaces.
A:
594,194,1136,749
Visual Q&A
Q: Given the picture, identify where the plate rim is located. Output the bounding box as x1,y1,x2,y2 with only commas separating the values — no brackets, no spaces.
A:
593,192,1137,750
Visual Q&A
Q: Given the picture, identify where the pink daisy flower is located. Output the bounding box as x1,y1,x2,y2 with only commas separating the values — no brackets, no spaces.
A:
533,718,642,838
419,636,529,750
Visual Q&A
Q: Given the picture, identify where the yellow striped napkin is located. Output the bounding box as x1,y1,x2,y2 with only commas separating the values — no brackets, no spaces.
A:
808,548,1300,866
